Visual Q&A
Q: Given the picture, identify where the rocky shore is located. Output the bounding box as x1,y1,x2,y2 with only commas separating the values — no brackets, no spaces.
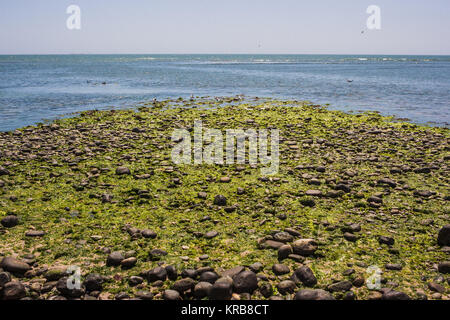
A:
0,97,449,300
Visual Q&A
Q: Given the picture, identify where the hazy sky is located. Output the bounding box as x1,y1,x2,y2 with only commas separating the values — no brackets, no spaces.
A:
0,0,449,54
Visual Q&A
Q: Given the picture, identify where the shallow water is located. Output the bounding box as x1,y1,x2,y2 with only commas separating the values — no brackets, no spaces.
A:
0,54,449,131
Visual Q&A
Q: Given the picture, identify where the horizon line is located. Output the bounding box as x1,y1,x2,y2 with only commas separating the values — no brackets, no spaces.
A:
1,53,450,56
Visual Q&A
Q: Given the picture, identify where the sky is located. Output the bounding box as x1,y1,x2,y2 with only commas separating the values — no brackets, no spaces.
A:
0,0,449,55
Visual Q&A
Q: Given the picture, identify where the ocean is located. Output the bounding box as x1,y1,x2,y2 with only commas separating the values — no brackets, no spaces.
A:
0,54,449,131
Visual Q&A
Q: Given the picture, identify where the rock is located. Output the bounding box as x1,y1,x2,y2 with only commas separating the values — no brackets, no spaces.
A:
249,262,263,273
147,267,167,282
385,263,402,271
328,281,352,292
172,278,196,293
148,249,168,261
2,281,26,300
294,289,335,300
141,229,157,239
181,269,198,279
116,167,131,175
259,283,273,298
165,265,178,280
292,266,317,287
25,230,45,237
0,272,12,287
382,290,410,300
273,232,294,243
377,178,397,188
277,280,296,295
163,289,181,300
44,267,68,281
278,244,293,261
292,239,318,256
343,291,356,300
106,251,124,266
438,261,450,274
261,240,285,250
213,195,227,206
84,274,105,292
343,232,358,242
101,194,113,203
272,264,290,276
341,223,361,234
135,290,154,300
129,276,144,287
428,282,445,294
1,215,19,228
120,257,137,269
0,257,31,275
199,271,219,284
233,270,258,293
193,282,213,299
222,266,245,278
305,190,322,197
204,231,219,239
438,225,450,246
56,277,85,298
378,236,395,246
197,192,207,199
209,279,232,300
0,167,10,176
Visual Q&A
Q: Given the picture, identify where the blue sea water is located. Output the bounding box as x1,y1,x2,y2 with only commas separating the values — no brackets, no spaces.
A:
0,54,449,131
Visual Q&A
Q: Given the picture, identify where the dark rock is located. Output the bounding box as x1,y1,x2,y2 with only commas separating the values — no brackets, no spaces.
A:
0,257,31,275
249,262,263,273
147,267,167,282
328,281,352,292
438,225,450,246
135,290,154,300
84,274,104,292
292,266,317,287
129,276,144,287
428,282,445,293
343,232,358,242
209,279,232,300
0,167,10,176
116,167,131,175
222,266,244,278
2,281,26,300
165,265,178,280
44,267,68,281
343,291,356,300
141,229,157,239
1,215,19,228
181,269,198,279
385,263,402,271
273,232,294,243
56,277,85,298
199,271,219,284
172,278,196,293
277,280,296,295
294,289,335,300
438,261,450,274
259,283,273,298
381,290,410,300
0,272,12,287
149,249,168,261
193,282,212,299
213,195,227,206
272,264,290,276
277,244,293,261
106,251,124,266
163,289,181,300
378,236,395,246
233,270,258,293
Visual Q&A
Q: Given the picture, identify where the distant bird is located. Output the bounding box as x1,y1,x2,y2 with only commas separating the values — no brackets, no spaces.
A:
153,98,157,104
347,79,354,83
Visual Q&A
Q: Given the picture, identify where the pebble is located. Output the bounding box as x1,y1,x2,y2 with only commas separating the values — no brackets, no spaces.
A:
292,266,317,287
294,289,335,300
213,195,227,206
277,280,296,295
1,215,19,228
106,251,124,266
272,264,290,276
163,289,181,300
438,225,450,246
233,270,258,293
0,257,31,275
292,239,318,256
2,281,26,300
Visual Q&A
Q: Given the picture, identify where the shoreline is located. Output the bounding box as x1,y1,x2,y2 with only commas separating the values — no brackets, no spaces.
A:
0,97,449,300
